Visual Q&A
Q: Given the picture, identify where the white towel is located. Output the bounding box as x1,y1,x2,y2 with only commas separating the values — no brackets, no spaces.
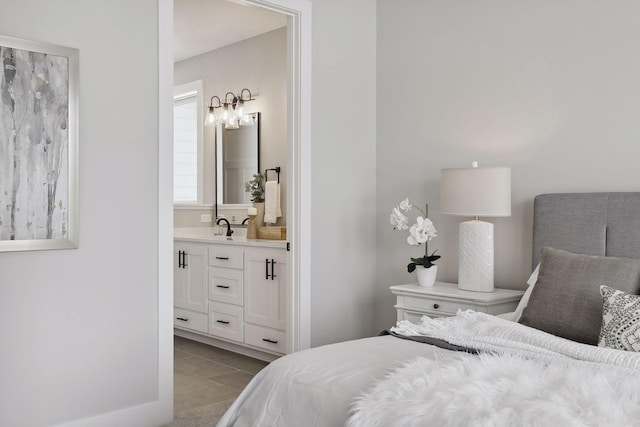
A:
264,181,282,224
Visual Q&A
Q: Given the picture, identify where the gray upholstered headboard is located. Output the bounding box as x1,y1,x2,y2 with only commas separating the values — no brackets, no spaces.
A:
532,192,640,268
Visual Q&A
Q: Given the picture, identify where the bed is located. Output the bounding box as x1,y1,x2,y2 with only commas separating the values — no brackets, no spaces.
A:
218,192,640,426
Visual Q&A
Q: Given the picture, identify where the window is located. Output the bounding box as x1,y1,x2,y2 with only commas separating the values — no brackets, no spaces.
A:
173,81,203,204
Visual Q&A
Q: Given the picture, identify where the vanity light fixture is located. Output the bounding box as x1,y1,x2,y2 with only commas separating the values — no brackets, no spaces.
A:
206,89,257,129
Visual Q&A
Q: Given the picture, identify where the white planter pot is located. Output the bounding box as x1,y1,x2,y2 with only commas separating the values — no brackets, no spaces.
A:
416,265,437,287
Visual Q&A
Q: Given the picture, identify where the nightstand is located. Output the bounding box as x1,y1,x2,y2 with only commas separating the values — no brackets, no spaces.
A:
390,282,524,322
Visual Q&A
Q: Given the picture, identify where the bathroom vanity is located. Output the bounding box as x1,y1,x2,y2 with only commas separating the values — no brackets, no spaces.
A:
173,227,288,361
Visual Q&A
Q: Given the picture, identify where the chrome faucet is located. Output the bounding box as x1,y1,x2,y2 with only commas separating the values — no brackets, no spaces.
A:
216,218,233,237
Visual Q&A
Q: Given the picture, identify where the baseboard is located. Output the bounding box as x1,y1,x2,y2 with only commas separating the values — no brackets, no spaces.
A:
174,328,281,362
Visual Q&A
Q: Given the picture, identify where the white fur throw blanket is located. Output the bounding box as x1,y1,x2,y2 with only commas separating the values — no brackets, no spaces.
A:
347,352,640,427
347,311,640,427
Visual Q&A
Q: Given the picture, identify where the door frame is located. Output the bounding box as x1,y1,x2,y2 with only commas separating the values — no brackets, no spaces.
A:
240,0,312,353
158,3,312,417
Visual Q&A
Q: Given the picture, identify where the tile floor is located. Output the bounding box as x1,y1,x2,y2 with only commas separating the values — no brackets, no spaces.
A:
173,335,269,414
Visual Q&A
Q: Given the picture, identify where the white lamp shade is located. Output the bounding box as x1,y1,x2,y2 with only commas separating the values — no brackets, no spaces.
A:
440,166,511,217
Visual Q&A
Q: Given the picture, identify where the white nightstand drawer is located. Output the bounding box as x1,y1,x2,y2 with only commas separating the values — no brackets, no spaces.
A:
174,307,208,333
244,324,286,355
208,245,244,269
391,282,524,321
403,295,475,315
209,267,243,305
209,302,244,343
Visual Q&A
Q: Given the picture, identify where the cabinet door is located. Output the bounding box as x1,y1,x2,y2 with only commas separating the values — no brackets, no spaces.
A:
174,242,208,313
244,248,288,330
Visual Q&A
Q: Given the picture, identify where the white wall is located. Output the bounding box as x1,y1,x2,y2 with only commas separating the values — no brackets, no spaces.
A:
0,1,172,426
311,0,378,346
174,28,288,227
375,0,640,332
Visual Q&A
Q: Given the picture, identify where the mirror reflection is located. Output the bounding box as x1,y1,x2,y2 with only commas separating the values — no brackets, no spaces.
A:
216,112,260,206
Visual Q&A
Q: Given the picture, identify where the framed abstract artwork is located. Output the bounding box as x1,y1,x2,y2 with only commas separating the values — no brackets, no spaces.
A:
0,36,79,252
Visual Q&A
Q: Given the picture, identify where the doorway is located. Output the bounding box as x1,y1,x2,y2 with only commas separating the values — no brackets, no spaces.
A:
160,0,311,394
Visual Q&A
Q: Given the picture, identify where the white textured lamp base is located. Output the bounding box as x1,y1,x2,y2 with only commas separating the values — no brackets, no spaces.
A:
458,220,494,292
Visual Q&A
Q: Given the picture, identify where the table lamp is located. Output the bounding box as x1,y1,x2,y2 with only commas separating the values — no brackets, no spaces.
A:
440,162,511,292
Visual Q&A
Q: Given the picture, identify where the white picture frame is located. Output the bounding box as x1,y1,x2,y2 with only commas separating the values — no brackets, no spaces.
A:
0,35,79,252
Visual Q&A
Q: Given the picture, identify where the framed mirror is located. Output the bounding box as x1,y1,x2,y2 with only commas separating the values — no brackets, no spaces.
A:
215,112,260,211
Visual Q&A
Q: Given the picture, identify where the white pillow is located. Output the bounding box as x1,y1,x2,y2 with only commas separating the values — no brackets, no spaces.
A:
512,263,540,322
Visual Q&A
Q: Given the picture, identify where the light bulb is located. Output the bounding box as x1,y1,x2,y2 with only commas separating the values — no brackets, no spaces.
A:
205,107,216,126
221,103,230,121
235,99,245,119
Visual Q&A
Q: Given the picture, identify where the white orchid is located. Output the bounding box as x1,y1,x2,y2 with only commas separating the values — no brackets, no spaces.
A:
407,217,437,246
390,198,440,272
390,206,409,230
399,198,412,212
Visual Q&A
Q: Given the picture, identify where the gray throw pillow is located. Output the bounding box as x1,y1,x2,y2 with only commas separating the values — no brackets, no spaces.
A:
519,247,640,345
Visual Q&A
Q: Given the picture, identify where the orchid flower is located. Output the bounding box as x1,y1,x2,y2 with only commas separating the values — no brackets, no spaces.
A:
390,198,440,272
399,198,412,212
390,206,409,230
407,217,437,245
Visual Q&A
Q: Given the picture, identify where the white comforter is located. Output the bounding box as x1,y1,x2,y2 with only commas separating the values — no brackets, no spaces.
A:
216,335,454,426
218,312,640,427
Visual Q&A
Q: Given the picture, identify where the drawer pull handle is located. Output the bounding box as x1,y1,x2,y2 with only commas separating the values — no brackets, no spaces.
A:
215,256,229,260
265,259,277,280
216,285,230,289
433,304,440,309
216,320,230,325
176,317,189,322
262,338,278,344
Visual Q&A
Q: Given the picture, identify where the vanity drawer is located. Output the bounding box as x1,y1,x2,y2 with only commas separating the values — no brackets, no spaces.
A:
209,267,243,305
244,324,286,355
208,245,244,269
174,308,208,334
209,302,244,343
403,295,476,315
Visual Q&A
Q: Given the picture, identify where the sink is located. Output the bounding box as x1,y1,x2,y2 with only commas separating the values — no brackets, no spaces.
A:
174,227,247,241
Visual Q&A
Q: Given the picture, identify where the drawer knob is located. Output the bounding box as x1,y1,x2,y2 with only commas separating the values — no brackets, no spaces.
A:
216,320,230,325
215,256,229,260
176,317,189,322
216,285,230,289
433,304,439,309
262,338,278,344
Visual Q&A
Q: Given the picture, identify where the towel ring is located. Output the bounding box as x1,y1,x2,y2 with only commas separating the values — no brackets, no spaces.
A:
265,167,281,183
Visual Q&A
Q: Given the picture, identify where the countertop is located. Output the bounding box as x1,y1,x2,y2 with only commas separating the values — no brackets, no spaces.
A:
174,227,287,249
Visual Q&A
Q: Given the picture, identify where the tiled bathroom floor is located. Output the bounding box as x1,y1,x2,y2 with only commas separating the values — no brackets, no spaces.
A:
172,336,269,414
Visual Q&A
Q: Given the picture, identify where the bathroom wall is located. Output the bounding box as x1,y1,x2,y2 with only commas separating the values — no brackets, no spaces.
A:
174,27,287,228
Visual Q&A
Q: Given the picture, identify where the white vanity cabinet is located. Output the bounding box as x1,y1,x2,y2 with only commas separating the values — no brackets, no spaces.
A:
243,248,288,354
173,242,208,333
173,232,288,359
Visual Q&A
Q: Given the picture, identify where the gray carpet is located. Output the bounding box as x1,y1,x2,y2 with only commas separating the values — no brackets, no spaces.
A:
164,399,235,427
